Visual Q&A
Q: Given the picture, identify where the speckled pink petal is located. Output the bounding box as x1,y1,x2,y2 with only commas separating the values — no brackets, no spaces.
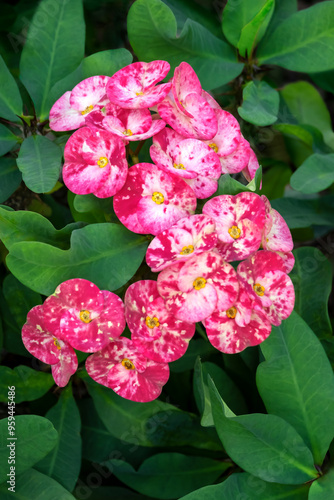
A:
243,149,260,182
172,62,202,116
165,285,218,323
201,90,221,110
220,137,251,174
22,305,61,364
53,278,105,312
172,139,221,179
97,290,125,338
49,91,85,131
277,251,295,273
203,109,241,157
214,219,263,261
262,196,293,253
209,261,240,311
107,61,171,109
125,280,162,341
205,308,271,354
51,343,78,387
69,75,110,111
150,128,187,170
185,176,219,199
103,108,152,137
261,271,295,326
123,119,166,142
146,214,217,272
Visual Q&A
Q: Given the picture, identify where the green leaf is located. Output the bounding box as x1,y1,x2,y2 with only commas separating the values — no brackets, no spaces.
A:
6,223,148,295
217,166,262,195
0,415,58,484
237,0,275,58
261,162,291,200
193,359,248,427
257,2,334,72
35,386,81,491
309,467,334,499
290,248,332,338
0,157,22,204
209,380,318,484
280,82,334,149
263,0,297,33
238,80,279,126
0,124,19,156
0,469,76,499
0,206,82,250
19,0,85,119
3,274,42,329
0,366,53,403
88,486,152,500
128,0,243,90
104,454,231,499
73,193,117,223
0,55,23,122
16,135,62,193
274,123,314,147
223,0,270,48
48,49,133,117
178,472,310,500
271,195,334,229
290,154,334,194
311,69,334,95
257,311,334,465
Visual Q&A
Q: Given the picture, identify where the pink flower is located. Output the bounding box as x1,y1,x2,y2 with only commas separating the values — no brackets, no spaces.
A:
150,128,221,198
204,285,272,354
237,251,295,326
203,193,266,261
106,60,171,109
62,126,128,198
22,305,77,387
243,149,261,182
157,63,217,140
85,337,170,402
125,280,195,363
49,76,110,131
157,251,239,323
220,137,251,175
146,214,217,272
43,279,125,353
203,109,241,158
113,163,197,235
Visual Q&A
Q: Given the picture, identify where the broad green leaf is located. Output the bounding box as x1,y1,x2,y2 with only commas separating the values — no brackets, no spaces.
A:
193,359,247,427
280,82,334,149
179,472,309,500
19,0,85,119
257,311,334,465
309,467,334,499
0,469,75,499
3,274,42,329
271,195,334,229
311,69,334,94
35,386,81,491
105,454,231,499
261,162,291,200
6,223,148,295
16,135,62,193
290,248,332,338
0,157,22,204
83,374,221,450
257,2,334,72
237,0,275,58
217,166,262,195
0,415,58,484
290,154,334,194
0,124,19,156
0,206,82,250
209,380,318,484
128,0,243,90
263,0,297,33
238,80,279,126
274,124,314,147
0,366,53,403
48,49,133,116
73,193,117,223
0,55,23,122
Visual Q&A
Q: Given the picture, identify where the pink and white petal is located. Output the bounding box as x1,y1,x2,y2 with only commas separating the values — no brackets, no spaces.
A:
70,76,110,111
215,219,263,262
42,295,68,337
157,95,199,138
139,60,171,87
172,62,202,114
85,349,117,387
250,250,287,278
51,343,78,387
177,251,223,292
234,192,266,228
49,91,85,131
182,93,218,140
220,137,251,174
54,279,104,313
97,291,125,339
263,272,295,325
263,208,293,253
59,310,108,352
63,161,110,195
185,176,218,199
165,286,218,323
174,139,221,178
233,285,253,327
210,262,239,311
93,160,128,198
157,261,186,300
129,119,166,141
22,306,60,365
203,195,236,235
243,149,260,182
277,251,295,273
125,280,161,340
137,196,191,235
201,90,221,109
204,109,241,157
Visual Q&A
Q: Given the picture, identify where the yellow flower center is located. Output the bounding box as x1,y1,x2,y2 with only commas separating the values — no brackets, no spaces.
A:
208,142,219,153
193,277,206,290
226,306,237,319
253,283,265,296
136,91,144,96
81,105,94,115
121,358,135,370
152,192,164,204
79,310,92,323
97,156,108,168
180,245,194,255
173,163,185,170
228,225,241,239
53,337,61,350
145,316,160,329
123,129,133,136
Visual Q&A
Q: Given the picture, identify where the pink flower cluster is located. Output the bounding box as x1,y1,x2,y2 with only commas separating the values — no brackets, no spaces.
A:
50,61,260,229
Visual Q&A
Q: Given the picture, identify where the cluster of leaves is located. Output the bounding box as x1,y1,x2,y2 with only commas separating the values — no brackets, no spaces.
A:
0,0,334,499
